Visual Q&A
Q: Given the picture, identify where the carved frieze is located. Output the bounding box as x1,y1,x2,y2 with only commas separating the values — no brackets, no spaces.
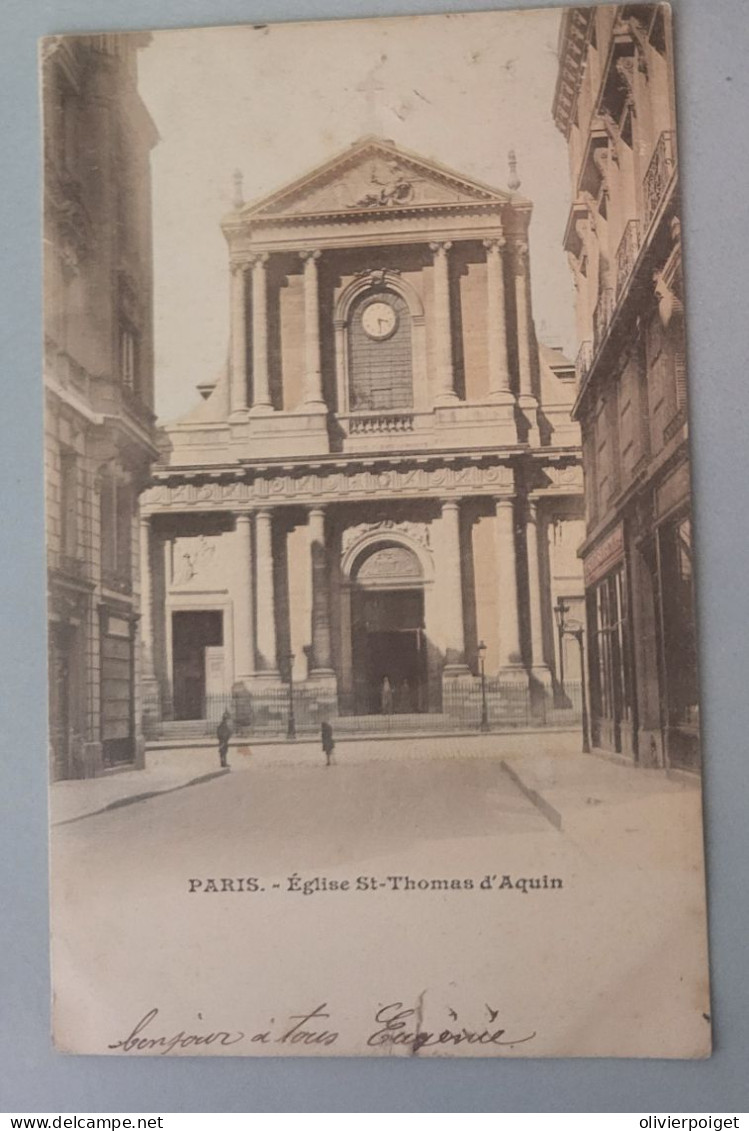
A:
142,460,532,513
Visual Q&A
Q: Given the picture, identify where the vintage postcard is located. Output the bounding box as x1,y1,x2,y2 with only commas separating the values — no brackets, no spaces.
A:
45,4,710,1058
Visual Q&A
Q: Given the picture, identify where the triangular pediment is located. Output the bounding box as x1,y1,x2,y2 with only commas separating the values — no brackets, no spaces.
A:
243,137,514,219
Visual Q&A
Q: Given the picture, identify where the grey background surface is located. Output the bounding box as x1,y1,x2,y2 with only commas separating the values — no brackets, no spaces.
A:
1,0,747,1113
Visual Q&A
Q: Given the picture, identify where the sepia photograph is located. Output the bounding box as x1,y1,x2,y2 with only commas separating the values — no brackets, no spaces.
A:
44,3,710,1059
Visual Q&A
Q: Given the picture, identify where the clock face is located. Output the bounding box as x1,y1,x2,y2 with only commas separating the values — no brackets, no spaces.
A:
361,301,398,341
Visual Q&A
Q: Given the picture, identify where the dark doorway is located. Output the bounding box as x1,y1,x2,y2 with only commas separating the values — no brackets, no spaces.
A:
172,610,223,720
352,589,426,714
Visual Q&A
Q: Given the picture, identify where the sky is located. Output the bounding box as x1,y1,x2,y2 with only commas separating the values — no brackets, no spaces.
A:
137,7,575,424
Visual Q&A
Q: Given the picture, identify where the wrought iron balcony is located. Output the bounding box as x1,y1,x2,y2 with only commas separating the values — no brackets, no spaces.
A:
593,287,615,351
616,219,641,297
643,130,676,230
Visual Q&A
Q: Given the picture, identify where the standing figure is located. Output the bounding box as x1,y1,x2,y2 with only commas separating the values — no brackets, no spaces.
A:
217,709,232,769
321,720,335,767
380,675,393,716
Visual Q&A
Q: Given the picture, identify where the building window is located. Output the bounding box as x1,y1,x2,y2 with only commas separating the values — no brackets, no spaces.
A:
348,290,412,412
119,322,140,396
100,476,133,593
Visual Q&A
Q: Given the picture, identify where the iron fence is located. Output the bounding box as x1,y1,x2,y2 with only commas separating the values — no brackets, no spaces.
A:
143,680,584,741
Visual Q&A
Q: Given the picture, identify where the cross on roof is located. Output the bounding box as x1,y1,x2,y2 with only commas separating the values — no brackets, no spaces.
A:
355,66,386,135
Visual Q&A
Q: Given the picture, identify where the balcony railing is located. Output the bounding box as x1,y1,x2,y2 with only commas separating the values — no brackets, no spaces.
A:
616,219,641,297
575,340,594,384
348,412,415,435
593,287,615,351
643,130,676,230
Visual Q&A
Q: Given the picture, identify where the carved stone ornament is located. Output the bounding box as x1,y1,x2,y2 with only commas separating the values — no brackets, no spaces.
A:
341,518,431,555
615,56,637,108
354,267,402,288
45,163,94,275
348,160,420,208
354,544,423,583
172,535,217,585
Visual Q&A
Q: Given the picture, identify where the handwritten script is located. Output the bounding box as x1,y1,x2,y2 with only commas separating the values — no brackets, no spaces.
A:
107,1002,536,1055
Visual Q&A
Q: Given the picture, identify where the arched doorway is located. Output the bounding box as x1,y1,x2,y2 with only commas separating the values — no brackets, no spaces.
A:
349,541,427,715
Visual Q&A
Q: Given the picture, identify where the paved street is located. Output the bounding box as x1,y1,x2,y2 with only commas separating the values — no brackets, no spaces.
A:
51,746,710,1059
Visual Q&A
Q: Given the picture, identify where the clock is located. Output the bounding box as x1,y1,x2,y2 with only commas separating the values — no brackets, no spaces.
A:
361,301,398,341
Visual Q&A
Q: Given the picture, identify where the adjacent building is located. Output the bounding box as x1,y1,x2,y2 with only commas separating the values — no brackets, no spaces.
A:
44,35,159,778
553,5,699,770
140,137,585,735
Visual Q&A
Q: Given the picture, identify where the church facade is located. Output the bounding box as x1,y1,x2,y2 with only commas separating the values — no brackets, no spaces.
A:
140,138,585,732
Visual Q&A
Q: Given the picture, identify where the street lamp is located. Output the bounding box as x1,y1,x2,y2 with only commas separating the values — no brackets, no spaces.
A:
478,640,489,733
285,651,297,741
554,598,569,699
553,601,591,754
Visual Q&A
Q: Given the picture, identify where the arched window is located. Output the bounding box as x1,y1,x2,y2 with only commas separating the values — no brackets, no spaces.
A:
348,290,412,411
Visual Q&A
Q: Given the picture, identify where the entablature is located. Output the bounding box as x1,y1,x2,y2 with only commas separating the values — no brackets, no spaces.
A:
141,448,583,515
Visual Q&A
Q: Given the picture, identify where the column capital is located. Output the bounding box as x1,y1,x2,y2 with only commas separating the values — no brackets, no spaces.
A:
234,510,254,524
249,251,269,268
299,248,322,263
230,259,248,276
308,504,327,517
440,497,461,512
483,235,507,253
429,240,453,256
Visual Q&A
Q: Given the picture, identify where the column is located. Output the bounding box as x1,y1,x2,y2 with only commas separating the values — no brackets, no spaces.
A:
430,241,457,404
440,499,467,670
254,508,278,676
233,513,255,680
483,236,513,402
250,253,272,414
513,241,536,405
230,262,248,413
139,516,156,687
494,497,523,672
300,249,325,409
308,506,333,674
525,499,548,676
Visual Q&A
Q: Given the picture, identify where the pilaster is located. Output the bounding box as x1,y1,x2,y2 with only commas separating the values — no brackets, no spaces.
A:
253,507,279,680
229,262,248,415
494,495,524,677
525,497,551,684
439,498,469,673
513,241,540,443
308,505,335,678
299,249,326,412
483,236,514,405
233,511,256,681
249,253,273,416
430,241,458,406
